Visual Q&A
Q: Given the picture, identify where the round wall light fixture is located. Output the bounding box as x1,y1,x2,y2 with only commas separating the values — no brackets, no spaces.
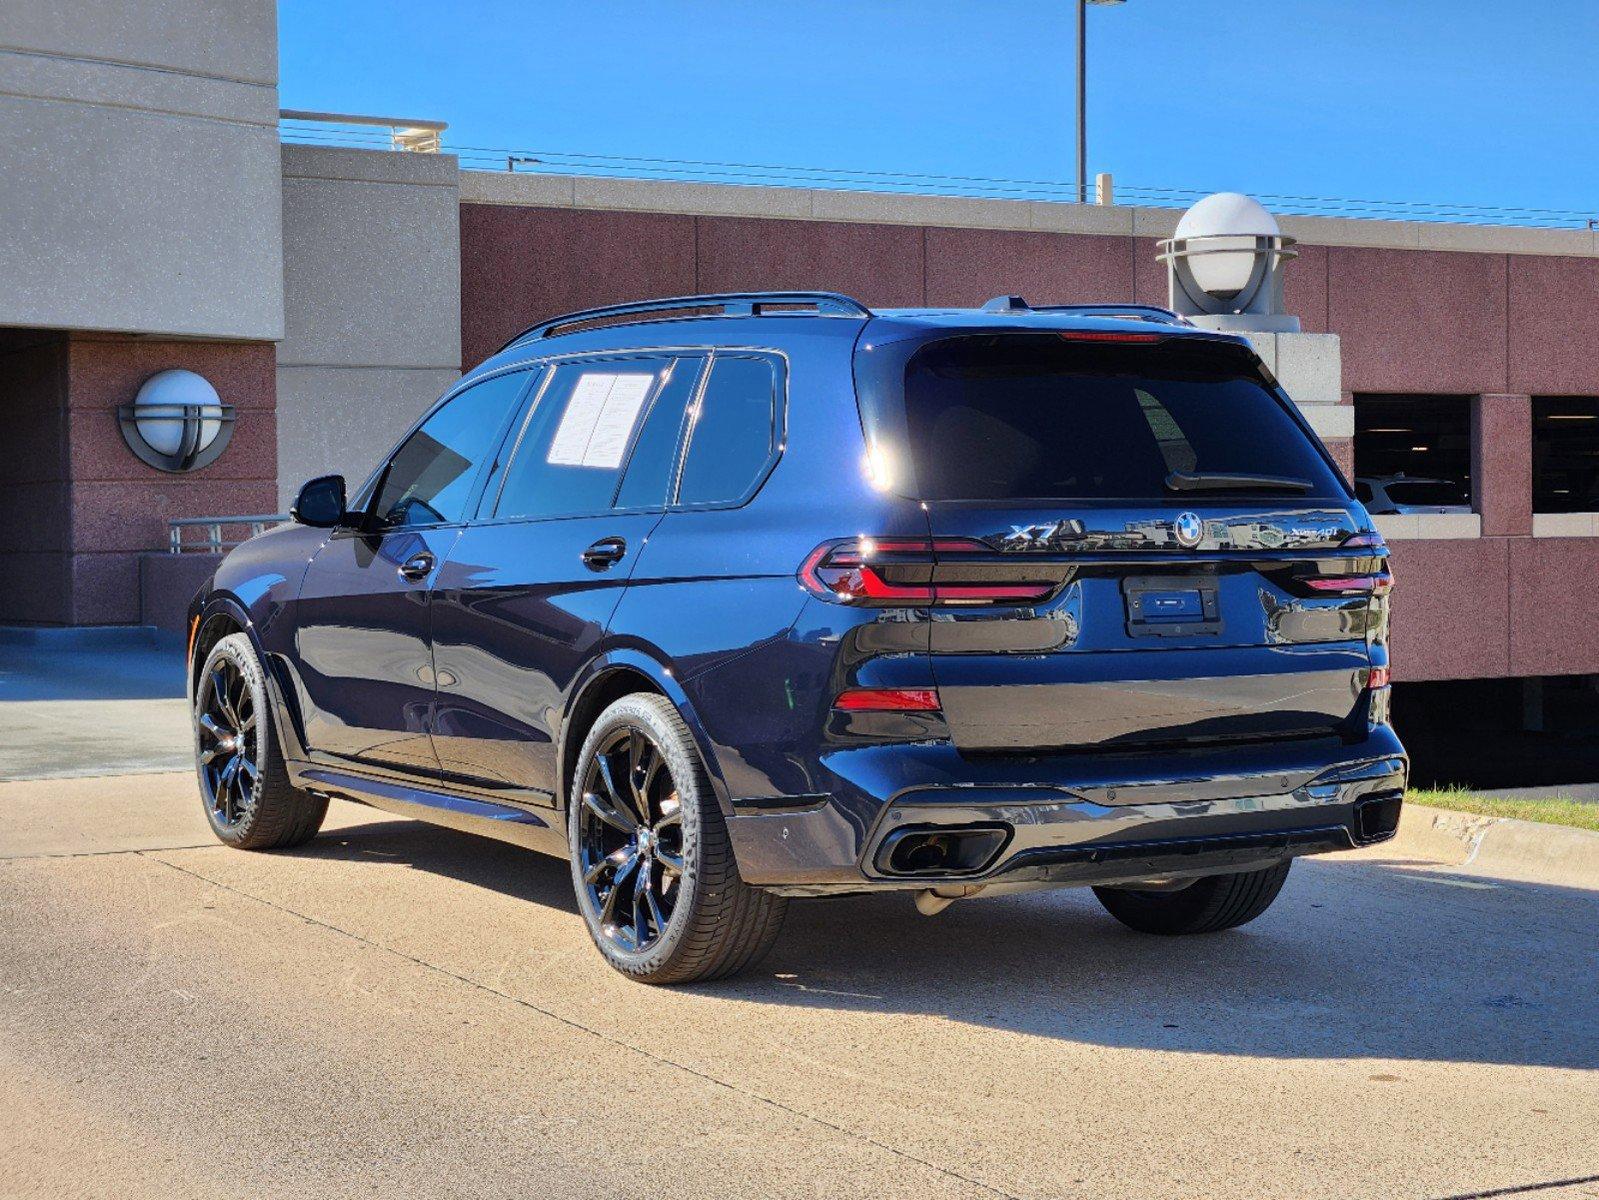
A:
117,369,236,473
1157,192,1300,332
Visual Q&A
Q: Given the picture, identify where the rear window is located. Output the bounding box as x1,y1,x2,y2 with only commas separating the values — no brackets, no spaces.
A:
1382,480,1468,507
862,334,1346,502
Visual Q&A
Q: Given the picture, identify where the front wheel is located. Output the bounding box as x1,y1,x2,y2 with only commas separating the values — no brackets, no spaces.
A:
1092,862,1292,935
193,633,326,850
568,693,786,984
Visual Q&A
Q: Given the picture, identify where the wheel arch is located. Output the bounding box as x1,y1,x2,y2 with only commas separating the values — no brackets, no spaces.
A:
189,593,309,762
559,649,733,819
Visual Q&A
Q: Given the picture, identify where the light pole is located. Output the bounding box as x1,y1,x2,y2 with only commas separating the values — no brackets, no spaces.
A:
1077,0,1125,203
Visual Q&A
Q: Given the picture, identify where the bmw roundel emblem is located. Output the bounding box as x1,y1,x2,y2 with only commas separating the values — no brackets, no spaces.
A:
1173,511,1204,548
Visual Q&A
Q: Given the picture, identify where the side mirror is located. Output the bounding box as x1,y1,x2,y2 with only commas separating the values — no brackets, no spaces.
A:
290,474,348,528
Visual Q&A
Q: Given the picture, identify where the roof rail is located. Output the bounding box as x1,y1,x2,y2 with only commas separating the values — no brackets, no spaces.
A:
500,291,873,351
978,294,1190,326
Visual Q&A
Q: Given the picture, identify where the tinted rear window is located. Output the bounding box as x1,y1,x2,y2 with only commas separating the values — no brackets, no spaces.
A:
864,334,1345,502
1382,480,1468,507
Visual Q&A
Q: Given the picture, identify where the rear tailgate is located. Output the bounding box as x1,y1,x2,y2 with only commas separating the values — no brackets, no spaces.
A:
922,504,1384,751
851,326,1388,755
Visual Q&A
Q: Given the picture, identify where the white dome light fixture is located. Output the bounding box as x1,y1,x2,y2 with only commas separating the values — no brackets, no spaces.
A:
1157,193,1300,332
117,369,236,473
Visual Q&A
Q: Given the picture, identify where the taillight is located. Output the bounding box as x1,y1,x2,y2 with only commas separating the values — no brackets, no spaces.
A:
1340,531,1388,551
1305,572,1393,596
832,687,942,712
1367,665,1391,690
799,538,1055,606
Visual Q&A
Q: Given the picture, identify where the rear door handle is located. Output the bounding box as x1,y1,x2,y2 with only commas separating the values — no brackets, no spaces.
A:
398,551,435,581
581,537,628,571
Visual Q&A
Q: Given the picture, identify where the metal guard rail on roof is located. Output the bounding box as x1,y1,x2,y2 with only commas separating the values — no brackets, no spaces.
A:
499,291,874,351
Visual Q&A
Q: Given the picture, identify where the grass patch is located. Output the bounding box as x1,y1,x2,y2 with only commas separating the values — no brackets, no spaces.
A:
1409,788,1599,833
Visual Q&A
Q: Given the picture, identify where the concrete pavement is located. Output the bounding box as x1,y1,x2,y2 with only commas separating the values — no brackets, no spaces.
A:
0,628,190,781
2,772,1596,1200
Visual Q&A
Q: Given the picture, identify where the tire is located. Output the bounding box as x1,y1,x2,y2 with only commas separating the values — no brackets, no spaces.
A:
1092,861,1292,935
193,632,327,851
567,693,786,984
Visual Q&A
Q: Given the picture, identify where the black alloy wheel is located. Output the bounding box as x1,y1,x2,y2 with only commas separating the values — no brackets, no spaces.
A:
197,652,260,829
575,724,685,953
192,632,326,850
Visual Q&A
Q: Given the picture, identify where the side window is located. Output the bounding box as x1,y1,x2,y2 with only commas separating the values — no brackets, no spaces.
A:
614,357,703,510
1354,480,1374,503
676,356,779,507
372,371,531,529
494,359,668,520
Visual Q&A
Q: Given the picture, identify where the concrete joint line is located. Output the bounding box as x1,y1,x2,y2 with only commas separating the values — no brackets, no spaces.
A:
139,848,1027,1200
283,172,460,191
0,43,276,89
0,82,277,131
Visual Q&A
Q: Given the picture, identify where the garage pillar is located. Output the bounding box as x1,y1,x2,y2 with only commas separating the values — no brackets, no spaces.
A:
1471,393,1532,537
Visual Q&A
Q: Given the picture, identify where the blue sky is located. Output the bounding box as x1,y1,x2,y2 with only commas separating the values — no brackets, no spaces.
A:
279,1,1599,222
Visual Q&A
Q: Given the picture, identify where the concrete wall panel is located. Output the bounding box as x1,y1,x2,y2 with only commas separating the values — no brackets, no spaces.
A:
0,0,281,340
922,228,1133,308
1,0,277,84
281,147,462,369
1328,248,1507,394
276,365,459,507
1508,538,1599,677
1385,538,1512,680
1507,255,1599,395
278,145,462,507
459,203,695,370
698,216,923,308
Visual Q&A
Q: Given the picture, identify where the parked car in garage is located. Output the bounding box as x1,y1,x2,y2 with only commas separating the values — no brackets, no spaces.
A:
1355,474,1471,515
186,291,1405,983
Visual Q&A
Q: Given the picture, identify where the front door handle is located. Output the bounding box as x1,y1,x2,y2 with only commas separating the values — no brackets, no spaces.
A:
581,537,628,571
398,551,435,582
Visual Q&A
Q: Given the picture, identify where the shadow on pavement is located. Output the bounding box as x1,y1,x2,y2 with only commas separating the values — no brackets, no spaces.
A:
290,812,1599,1072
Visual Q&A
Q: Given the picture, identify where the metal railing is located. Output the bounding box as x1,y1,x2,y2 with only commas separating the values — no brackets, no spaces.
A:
279,109,446,153
276,116,1598,230
169,515,288,554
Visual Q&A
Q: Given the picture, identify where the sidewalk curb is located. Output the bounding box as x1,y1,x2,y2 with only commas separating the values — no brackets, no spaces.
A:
1384,802,1599,890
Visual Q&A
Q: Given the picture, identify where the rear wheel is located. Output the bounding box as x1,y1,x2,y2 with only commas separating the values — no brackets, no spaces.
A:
194,633,326,850
1092,862,1292,935
568,693,786,984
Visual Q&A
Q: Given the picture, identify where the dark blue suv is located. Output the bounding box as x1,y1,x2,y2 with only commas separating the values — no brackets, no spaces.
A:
187,291,1405,983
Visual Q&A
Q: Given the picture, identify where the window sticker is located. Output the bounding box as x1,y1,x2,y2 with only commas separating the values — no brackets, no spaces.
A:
547,372,655,468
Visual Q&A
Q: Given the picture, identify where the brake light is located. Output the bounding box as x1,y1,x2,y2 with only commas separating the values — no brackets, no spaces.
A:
1367,666,1391,690
833,688,942,712
1057,330,1165,344
1306,572,1393,595
799,538,1055,606
1341,531,1388,551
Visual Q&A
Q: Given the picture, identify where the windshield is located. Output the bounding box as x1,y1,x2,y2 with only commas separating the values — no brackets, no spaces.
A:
1382,480,1468,507
858,333,1347,503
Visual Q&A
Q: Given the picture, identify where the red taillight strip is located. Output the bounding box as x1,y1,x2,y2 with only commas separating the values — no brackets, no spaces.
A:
832,688,942,712
1341,531,1388,551
800,538,1056,606
1306,572,1393,595
1367,666,1391,690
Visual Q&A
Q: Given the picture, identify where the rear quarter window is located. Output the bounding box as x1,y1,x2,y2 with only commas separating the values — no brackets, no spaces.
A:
675,355,780,506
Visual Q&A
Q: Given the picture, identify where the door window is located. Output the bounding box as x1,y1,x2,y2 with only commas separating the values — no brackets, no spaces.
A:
493,359,670,520
372,371,532,528
675,356,779,506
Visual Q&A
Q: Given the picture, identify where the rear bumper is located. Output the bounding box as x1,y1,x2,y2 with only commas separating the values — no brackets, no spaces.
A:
726,730,1407,895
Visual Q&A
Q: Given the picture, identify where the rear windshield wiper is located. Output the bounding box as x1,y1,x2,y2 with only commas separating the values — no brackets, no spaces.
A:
1165,470,1314,494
